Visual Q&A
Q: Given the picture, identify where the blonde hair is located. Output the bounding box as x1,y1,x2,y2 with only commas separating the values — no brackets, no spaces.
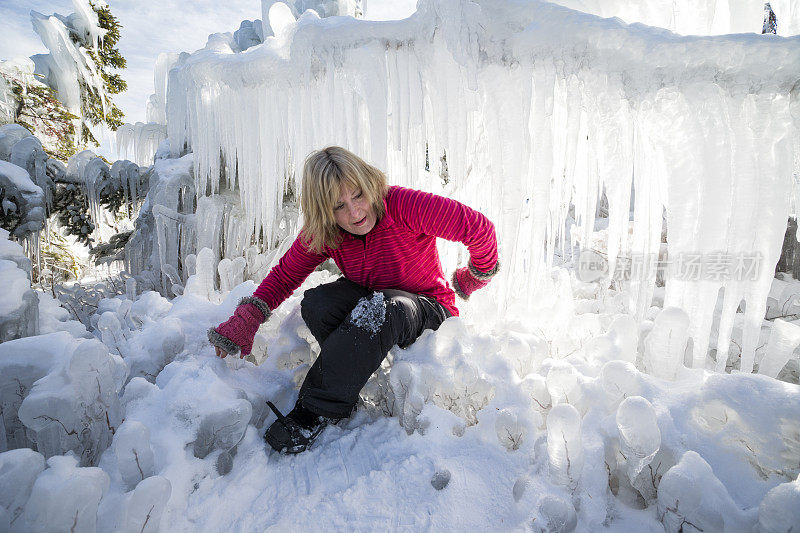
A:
300,147,388,253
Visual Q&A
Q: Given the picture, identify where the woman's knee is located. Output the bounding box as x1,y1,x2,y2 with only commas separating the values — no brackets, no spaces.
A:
300,287,326,328
301,279,366,335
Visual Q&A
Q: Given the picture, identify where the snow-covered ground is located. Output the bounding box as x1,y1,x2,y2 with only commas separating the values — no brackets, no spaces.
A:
3,246,800,531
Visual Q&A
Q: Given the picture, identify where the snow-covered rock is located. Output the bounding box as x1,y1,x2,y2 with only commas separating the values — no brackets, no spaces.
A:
0,229,38,342
0,124,32,162
0,448,45,528
0,332,127,465
0,160,46,238
757,477,800,533
15,455,109,533
657,451,756,532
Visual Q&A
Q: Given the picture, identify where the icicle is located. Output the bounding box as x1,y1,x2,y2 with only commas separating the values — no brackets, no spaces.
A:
159,0,800,377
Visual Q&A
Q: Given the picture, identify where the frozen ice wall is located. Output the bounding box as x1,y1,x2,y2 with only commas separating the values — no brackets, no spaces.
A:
0,229,39,342
0,124,49,247
124,153,196,294
164,0,800,372
114,52,179,167
546,0,800,36
262,0,364,25
146,53,181,126
115,122,168,167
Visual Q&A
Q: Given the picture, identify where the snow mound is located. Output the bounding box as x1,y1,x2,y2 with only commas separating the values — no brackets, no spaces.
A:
0,331,127,466
0,229,38,341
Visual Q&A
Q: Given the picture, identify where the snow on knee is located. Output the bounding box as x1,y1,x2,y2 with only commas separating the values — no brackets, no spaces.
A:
348,291,386,335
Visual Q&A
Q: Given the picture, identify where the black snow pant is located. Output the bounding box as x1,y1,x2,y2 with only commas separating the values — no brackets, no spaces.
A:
297,277,450,419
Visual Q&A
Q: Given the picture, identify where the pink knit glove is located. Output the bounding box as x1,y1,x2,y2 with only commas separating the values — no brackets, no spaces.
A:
451,261,500,300
208,297,271,357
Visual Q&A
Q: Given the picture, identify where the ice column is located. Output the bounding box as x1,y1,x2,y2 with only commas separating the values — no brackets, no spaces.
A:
546,362,581,406
113,421,155,490
758,319,800,378
121,476,172,533
644,307,690,380
615,396,660,482
161,0,800,374
599,361,642,410
18,455,109,533
0,449,45,527
547,403,584,489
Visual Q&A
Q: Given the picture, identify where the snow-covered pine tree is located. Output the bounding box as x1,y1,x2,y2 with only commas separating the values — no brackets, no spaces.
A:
763,3,777,34
0,64,78,162
79,1,127,147
30,0,128,151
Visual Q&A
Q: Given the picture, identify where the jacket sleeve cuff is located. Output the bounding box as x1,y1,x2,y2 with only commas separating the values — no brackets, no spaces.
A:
238,296,271,322
468,260,500,280
451,271,471,301
207,328,241,356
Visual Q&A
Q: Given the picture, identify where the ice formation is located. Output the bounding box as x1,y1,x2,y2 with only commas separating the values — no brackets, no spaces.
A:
546,403,583,489
534,495,578,533
547,0,799,36
1,0,800,530
615,396,660,482
29,0,109,141
757,477,800,532
124,154,195,293
759,318,800,378
657,450,756,531
0,331,127,466
16,454,109,533
113,421,155,490
2,267,797,530
160,0,800,375
118,475,172,533
146,53,181,126
0,229,39,341
0,448,45,528
0,125,49,241
115,122,168,167
644,307,690,379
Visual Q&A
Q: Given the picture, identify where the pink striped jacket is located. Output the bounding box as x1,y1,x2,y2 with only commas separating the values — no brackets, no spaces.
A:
253,186,498,317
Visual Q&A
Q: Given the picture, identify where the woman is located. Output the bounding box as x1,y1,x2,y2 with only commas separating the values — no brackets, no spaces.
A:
208,146,499,454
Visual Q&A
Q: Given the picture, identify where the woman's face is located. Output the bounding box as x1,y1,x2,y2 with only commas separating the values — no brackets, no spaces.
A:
333,183,376,235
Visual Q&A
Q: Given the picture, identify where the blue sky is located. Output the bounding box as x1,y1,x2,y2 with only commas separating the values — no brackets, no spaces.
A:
1,1,417,125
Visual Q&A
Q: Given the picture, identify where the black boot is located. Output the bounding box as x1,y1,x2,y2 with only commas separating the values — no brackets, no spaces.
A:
264,401,332,454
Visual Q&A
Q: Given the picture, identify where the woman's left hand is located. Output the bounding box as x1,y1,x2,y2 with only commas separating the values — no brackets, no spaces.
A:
451,261,500,300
